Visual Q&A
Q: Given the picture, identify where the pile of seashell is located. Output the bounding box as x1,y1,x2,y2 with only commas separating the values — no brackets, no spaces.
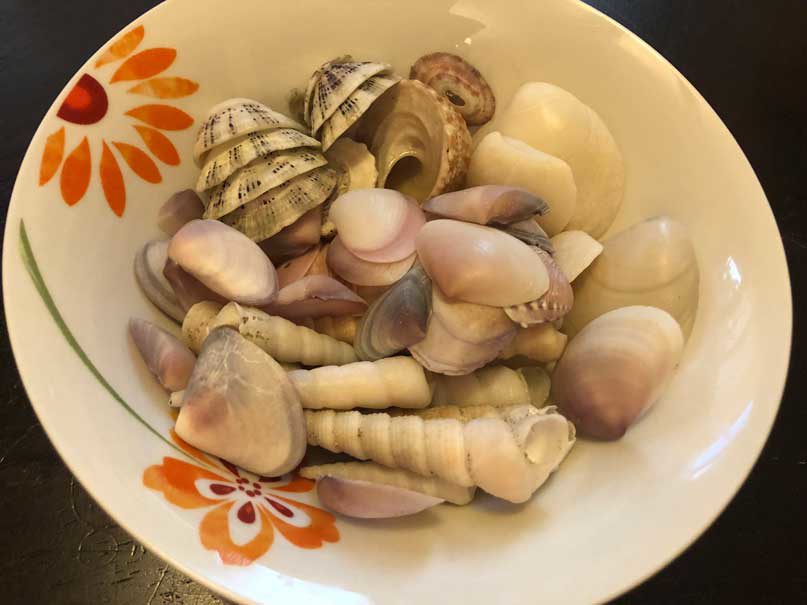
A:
131,52,700,518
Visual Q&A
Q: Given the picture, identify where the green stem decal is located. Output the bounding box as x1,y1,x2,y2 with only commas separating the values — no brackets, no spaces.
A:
18,220,191,461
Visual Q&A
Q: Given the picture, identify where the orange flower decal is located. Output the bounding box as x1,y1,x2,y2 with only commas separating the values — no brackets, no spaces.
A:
143,431,339,566
38,26,198,217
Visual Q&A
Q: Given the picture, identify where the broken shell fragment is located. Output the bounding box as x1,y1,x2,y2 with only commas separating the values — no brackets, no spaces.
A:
264,275,368,320
423,185,548,226
499,324,568,364
220,167,337,243
194,98,304,166
355,79,472,201
416,219,549,306
157,190,204,236
354,264,432,361
134,240,185,322
329,188,426,263
327,236,416,287
168,220,278,306
276,247,320,288
410,52,496,126
564,217,700,338
468,132,577,236
301,461,474,505
129,318,196,392
316,477,443,519
504,248,573,326
550,230,604,282
552,306,684,440
176,327,307,475
181,301,224,353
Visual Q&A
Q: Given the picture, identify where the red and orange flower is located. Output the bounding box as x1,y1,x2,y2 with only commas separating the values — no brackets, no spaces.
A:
39,26,198,217
144,432,339,566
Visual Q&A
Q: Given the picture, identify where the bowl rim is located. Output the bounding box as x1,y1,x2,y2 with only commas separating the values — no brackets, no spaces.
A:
2,0,793,603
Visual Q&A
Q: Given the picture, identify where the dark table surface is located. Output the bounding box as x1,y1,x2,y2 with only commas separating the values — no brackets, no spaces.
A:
1,1,805,603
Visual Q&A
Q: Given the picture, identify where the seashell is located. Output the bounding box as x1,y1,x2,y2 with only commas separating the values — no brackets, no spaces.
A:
168,220,278,306
416,219,549,307
306,60,391,133
301,461,475,505
220,166,337,242
129,318,196,392
520,366,552,407
499,324,568,364
181,301,224,353
500,218,554,254
411,284,517,376
422,185,548,226
352,284,389,306
307,316,359,345
197,128,320,191
321,139,377,238
329,188,426,263
157,190,204,236
203,148,328,220
176,327,307,475
430,365,530,408
549,230,603,282
474,83,624,238
276,246,319,288
193,98,304,166
169,390,185,408
259,207,322,262
263,275,367,321
552,306,684,440
564,217,700,338
320,75,401,151
316,477,443,519
504,248,573,326
410,52,495,126
405,403,537,423
163,258,228,312
468,132,577,236
354,263,431,361
134,240,184,322
327,236,416,287
354,79,471,201
288,357,431,410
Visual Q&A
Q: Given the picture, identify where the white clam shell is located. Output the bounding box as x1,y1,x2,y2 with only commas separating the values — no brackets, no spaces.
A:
474,83,624,238
416,219,549,307
157,190,204,236
327,236,416,287
564,217,700,338
193,98,304,166
316,477,443,519
552,306,684,440
134,240,184,322
168,220,278,306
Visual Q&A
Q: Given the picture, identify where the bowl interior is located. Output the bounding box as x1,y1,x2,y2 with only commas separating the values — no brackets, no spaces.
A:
3,0,791,603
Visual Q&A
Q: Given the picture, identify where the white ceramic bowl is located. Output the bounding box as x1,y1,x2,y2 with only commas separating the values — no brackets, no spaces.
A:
2,0,791,603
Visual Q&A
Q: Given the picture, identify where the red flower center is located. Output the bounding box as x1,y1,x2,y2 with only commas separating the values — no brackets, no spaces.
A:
57,74,108,125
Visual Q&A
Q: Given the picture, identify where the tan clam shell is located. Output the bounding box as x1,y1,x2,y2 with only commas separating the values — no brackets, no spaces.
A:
320,75,401,151
203,148,328,220
193,98,304,166
197,129,321,191
220,167,337,242
307,61,391,133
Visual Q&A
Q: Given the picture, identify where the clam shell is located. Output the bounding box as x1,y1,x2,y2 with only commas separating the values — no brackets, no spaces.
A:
308,61,391,133
203,148,328,220
220,167,337,242
320,75,401,151
193,98,304,166
134,240,185,322
197,129,320,191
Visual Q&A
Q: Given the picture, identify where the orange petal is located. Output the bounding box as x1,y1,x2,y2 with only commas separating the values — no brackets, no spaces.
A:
272,476,315,493
128,77,199,99
200,502,275,566
170,429,228,472
100,141,126,216
134,125,180,165
266,496,339,549
126,104,194,131
143,456,226,509
95,25,144,68
111,48,176,83
39,127,65,186
112,142,162,183
60,137,91,206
